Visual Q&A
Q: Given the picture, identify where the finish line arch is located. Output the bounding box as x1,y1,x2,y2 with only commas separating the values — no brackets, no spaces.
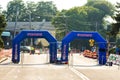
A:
61,31,107,65
12,30,57,63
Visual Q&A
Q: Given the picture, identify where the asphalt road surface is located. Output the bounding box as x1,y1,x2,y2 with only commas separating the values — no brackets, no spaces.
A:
0,53,83,80
70,53,120,80
0,53,120,80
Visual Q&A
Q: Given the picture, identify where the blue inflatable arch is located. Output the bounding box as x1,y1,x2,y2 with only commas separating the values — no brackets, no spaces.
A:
61,31,107,65
12,30,57,63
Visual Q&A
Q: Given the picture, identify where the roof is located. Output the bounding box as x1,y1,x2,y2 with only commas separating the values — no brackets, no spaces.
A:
6,22,55,31
1,31,11,36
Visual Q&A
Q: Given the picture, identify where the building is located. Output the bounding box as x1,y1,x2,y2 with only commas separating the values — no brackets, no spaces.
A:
3,22,55,48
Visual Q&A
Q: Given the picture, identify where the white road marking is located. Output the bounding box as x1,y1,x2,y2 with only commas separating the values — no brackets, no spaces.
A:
69,67,90,80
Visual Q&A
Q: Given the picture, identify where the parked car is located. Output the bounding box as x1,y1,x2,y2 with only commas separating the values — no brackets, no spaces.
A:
20,46,31,53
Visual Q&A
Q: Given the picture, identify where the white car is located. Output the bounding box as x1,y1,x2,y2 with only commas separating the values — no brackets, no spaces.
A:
20,46,31,53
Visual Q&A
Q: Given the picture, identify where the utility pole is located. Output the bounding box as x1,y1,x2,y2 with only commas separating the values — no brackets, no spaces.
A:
14,7,19,38
29,11,32,30
28,10,33,46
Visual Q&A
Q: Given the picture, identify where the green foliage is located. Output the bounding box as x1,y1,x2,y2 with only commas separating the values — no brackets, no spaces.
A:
52,0,114,49
86,0,114,38
86,0,114,16
36,1,57,21
4,0,57,22
111,3,120,37
0,14,6,31
0,14,7,48
52,10,68,40
0,38,4,48
22,1,37,22
116,39,120,47
109,47,115,54
5,0,25,21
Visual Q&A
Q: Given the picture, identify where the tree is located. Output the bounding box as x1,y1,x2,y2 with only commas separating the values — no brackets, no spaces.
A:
110,3,120,43
4,0,58,22
0,5,2,13
24,1,37,22
52,0,114,48
86,0,114,16
0,14,7,48
52,10,68,40
35,1,57,21
5,0,26,21
66,6,102,31
86,0,114,33
111,3,120,35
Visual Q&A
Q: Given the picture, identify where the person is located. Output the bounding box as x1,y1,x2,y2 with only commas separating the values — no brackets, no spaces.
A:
39,48,42,54
69,47,71,53
91,46,96,52
30,46,35,55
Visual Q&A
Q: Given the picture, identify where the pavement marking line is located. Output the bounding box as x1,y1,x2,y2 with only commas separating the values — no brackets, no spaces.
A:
69,67,90,80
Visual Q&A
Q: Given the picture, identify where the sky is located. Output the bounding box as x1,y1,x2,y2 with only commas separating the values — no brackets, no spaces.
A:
0,0,120,11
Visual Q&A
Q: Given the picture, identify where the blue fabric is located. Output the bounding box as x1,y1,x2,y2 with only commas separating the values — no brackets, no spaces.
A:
61,31,107,65
12,30,57,63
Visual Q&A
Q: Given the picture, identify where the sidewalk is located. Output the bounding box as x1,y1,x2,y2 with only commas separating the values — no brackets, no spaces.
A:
0,49,12,63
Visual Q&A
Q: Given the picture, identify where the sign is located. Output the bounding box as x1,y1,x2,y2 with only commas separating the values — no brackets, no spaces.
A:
15,44,18,59
89,39,94,46
77,34,92,37
27,33,42,36
63,45,66,60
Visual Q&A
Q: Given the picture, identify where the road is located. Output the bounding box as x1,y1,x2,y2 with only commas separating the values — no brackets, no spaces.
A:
70,53,120,80
0,53,120,80
0,53,82,80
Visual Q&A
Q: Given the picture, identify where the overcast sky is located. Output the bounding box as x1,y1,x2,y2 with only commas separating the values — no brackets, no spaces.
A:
0,0,120,11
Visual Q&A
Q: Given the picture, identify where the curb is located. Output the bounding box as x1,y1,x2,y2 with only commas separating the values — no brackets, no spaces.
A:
0,57,8,63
